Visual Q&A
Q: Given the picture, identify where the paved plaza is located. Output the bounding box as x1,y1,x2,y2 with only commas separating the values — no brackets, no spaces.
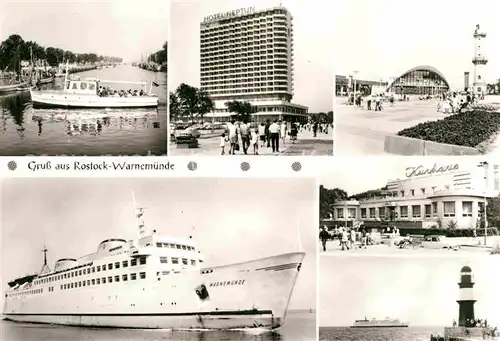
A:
171,129,333,156
319,240,496,257
334,97,446,156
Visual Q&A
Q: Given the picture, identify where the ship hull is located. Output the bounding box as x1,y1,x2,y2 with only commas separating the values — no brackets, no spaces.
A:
350,325,409,328
3,252,304,330
30,90,158,109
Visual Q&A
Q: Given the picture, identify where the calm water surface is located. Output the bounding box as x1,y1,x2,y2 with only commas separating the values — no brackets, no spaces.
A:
319,326,445,341
0,65,167,155
1,311,315,341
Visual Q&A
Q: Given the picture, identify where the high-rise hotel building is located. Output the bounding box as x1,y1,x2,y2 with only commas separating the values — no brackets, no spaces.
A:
200,6,309,122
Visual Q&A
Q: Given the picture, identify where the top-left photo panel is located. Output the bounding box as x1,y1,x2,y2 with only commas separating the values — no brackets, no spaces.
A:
169,0,334,156
0,0,168,156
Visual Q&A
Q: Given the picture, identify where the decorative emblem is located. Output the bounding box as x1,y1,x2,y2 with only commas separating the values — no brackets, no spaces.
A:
195,284,209,300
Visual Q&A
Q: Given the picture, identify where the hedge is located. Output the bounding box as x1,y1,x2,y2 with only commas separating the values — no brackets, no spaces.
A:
397,106,500,147
398,227,499,238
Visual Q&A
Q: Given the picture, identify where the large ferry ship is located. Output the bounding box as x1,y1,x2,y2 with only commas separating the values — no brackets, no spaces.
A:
351,317,409,328
3,199,305,330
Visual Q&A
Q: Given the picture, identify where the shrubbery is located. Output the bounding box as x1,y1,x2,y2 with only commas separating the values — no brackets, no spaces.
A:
397,107,500,147
399,227,499,238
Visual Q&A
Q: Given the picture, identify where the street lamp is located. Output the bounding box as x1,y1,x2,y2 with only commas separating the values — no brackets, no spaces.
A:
353,70,358,94
478,161,489,246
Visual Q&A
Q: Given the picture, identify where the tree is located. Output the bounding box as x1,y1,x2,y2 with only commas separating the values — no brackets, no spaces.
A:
195,89,214,122
225,100,254,122
319,185,348,219
169,91,181,122
175,83,199,123
0,34,25,72
478,196,500,229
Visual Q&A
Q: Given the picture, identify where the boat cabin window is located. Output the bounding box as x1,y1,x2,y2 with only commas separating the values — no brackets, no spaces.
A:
72,83,78,90
108,276,113,283
122,274,128,281
97,266,101,272
92,279,95,285
92,267,95,273
139,257,146,265
115,262,120,269
182,245,187,250
123,260,129,267
176,245,181,249
96,278,100,285
131,273,137,280
169,243,175,248
162,271,169,275
156,242,162,247
115,275,120,282
80,82,87,90
82,281,86,287
79,270,82,276
140,272,146,279
66,81,71,90
172,257,179,264
182,258,188,265
102,277,106,284
160,257,168,264
87,280,90,286
130,259,137,266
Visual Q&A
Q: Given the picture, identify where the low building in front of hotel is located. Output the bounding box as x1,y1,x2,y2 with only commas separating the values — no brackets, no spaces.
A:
327,162,499,231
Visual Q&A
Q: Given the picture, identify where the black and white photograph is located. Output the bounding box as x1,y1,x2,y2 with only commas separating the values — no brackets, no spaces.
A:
0,1,168,155
332,0,500,157
1,178,316,341
319,256,500,341
169,0,334,156
319,157,500,256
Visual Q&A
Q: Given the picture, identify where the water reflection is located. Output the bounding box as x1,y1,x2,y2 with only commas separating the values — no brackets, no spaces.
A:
0,91,31,139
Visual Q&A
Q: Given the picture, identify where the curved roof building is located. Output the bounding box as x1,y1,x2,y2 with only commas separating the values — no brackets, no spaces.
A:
386,65,450,95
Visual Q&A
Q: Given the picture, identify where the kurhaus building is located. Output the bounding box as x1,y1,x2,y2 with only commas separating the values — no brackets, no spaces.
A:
331,163,499,230
200,6,309,122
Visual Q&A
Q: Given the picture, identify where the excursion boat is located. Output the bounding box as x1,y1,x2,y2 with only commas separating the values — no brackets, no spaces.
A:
3,196,305,330
351,317,409,328
30,75,159,109
0,81,31,94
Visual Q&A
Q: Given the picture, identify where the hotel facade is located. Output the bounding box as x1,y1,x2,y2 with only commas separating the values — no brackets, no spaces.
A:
200,6,309,122
330,163,500,230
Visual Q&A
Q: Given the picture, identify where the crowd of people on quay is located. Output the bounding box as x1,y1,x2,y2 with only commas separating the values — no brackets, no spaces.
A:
220,119,330,155
436,91,479,114
97,86,148,97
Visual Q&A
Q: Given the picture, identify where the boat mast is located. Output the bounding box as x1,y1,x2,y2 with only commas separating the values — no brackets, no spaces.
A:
40,246,51,274
132,191,151,238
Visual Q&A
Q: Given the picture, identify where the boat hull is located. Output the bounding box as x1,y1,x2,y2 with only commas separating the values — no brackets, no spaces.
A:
0,81,30,93
30,90,158,109
3,252,304,330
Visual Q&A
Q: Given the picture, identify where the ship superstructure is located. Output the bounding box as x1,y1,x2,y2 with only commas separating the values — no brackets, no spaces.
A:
3,197,304,330
351,317,409,328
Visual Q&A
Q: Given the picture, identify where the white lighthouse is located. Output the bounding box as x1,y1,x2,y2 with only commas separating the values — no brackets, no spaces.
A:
457,265,476,328
472,24,488,96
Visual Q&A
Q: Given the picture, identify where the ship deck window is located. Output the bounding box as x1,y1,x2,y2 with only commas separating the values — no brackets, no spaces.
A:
87,280,90,286
131,273,137,280
130,259,137,266
92,267,95,273
102,264,107,271
108,276,112,283
162,242,169,247
82,281,86,287
156,242,162,247
182,245,187,250
122,274,128,281
72,83,78,90
139,272,146,279
83,269,86,275
92,279,95,285
97,266,101,272
60,285,63,290
139,257,146,265
89,83,96,91
79,282,82,287
172,258,179,264
160,257,168,264
123,260,129,267
169,243,175,248
162,271,169,276
80,82,88,90
191,260,196,266
71,283,74,288
102,277,106,284
115,262,120,269
79,270,82,276
182,258,188,265
96,278,101,285
176,245,181,249
108,263,113,270
115,275,120,282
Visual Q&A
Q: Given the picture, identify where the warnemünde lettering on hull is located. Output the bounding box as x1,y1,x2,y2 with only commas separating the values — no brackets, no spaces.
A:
27,161,175,172
405,163,460,178
203,7,255,23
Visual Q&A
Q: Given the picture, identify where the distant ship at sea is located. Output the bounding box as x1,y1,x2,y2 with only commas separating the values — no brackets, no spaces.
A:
351,317,409,328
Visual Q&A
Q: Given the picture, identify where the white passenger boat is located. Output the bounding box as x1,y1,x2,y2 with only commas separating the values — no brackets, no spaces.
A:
3,197,304,330
30,72,159,109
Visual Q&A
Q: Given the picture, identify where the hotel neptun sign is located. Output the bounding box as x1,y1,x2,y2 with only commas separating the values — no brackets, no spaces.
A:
203,7,255,23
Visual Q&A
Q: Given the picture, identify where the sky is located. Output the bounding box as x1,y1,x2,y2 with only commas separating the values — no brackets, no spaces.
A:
169,0,335,112
0,178,316,311
319,256,500,327
332,0,500,89
319,156,489,195
0,0,168,62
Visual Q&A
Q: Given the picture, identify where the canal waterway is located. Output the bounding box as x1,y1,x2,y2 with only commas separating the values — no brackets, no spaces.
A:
0,65,167,156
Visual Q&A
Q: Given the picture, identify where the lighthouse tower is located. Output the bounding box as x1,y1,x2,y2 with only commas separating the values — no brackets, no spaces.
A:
472,24,488,96
457,265,476,328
